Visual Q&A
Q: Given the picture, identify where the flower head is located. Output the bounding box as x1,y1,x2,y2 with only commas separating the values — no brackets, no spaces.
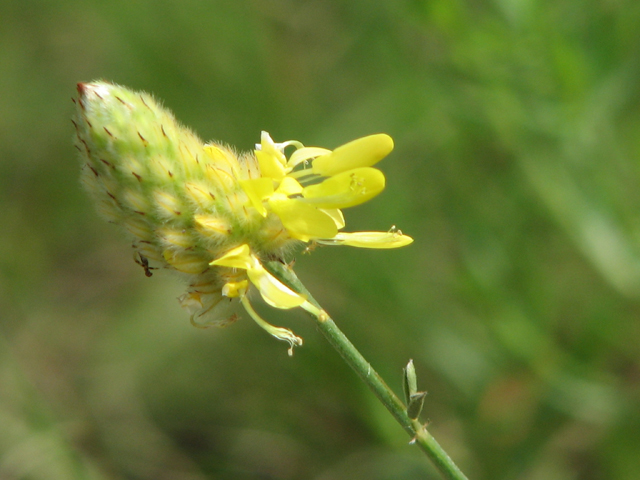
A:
74,81,412,354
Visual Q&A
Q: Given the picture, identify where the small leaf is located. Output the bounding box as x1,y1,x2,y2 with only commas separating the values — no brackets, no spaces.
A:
407,391,428,420
403,359,418,404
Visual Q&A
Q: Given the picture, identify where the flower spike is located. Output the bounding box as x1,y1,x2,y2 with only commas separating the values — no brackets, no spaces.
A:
74,81,412,353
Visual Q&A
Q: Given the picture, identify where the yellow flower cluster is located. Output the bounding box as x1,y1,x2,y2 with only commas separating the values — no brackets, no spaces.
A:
74,81,412,353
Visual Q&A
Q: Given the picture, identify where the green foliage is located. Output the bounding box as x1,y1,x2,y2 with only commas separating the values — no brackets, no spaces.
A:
2,0,640,478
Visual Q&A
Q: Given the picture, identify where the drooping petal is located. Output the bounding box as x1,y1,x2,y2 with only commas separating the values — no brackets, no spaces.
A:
210,244,306,309
268,196,338,241
311,134,394,176
246,264,307,309
301,167,385,209
240,295,303,356
316,230,414,249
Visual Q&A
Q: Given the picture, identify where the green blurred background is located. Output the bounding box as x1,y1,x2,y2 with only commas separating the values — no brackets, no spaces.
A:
2,0,640,478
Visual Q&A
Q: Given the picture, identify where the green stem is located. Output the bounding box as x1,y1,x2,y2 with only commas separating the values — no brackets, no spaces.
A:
265,261,469,480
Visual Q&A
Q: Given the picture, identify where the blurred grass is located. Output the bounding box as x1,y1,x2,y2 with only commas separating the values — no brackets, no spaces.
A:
2,0,640,478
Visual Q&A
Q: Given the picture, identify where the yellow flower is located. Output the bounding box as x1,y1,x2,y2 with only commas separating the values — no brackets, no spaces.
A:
212,132,412,352
74,81,412,354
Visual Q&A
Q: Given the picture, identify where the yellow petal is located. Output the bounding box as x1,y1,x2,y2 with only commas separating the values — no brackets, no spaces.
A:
221,280,249,298
247,266,307,309
312,134,393,176
319,208,345,229
276,176,303,196
212,244,306,309
301,167,385,209
259,131,287,166
240,178,274,216
210,244,253,270
255,149,286,180
255,131,288,179
316,230,414,248
269,197,338,241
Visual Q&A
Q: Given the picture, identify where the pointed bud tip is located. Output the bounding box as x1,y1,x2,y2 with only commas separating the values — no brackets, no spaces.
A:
76,81,115,101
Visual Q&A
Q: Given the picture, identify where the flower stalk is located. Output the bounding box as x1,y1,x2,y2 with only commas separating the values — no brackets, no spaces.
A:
265,260,469,480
